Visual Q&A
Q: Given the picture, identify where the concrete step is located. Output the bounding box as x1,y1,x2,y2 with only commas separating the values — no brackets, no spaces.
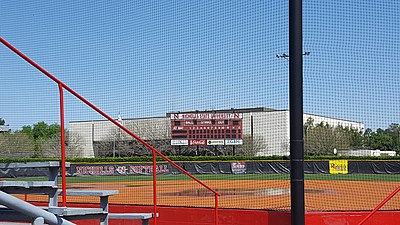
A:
0,181,56,189
109,213,157,220
0,223,31,225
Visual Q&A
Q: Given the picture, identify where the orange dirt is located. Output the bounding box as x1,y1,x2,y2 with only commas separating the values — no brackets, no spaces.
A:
21,180,400,211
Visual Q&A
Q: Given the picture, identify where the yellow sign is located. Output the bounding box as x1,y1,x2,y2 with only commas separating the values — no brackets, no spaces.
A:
329,160,348,174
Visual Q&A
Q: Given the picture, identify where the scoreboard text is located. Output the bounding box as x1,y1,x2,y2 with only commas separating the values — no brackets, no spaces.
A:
170,113,243,146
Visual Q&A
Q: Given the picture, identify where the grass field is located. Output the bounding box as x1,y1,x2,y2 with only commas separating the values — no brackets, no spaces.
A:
7,173,400,211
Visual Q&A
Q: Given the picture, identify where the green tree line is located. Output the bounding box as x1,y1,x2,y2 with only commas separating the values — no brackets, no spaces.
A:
304,117,400,155
0,119,81,158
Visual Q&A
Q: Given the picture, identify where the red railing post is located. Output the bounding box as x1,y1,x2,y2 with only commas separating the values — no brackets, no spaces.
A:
215,194,219,225
58,83,67,207
152,150,157,225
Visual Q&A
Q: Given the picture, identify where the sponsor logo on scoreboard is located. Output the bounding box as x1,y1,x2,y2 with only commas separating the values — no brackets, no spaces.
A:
189,140,207,146
207,139,225,145
170,140,189,146
225,139,243,145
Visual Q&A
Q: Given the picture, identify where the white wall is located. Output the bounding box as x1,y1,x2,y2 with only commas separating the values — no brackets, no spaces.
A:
69,121,94,158
303,113,364,131
69,117,169,157
242,111,289,156
69,110,364,157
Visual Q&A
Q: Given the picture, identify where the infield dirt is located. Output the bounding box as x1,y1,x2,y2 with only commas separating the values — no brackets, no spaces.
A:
21,179,400,211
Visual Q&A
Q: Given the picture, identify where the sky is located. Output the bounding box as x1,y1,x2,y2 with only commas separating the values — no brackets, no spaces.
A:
0,1,399,131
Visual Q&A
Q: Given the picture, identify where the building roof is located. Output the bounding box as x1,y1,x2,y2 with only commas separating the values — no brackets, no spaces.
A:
166,107,277,116
70,107,279,123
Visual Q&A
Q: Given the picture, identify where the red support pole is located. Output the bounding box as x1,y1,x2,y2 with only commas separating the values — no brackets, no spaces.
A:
59,84,67,207
152,150,157,225
215,194,219,225
358,185,400,225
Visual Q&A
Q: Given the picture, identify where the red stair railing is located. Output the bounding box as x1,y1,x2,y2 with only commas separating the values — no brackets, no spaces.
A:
358,185,400,225
0,37,220,225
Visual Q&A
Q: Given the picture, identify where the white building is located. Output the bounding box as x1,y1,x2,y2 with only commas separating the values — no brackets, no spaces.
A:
69,107,364,157
0,125,10,133
339,149,396,157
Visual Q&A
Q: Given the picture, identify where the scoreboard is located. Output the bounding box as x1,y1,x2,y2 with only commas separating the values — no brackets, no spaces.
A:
170,113,243,146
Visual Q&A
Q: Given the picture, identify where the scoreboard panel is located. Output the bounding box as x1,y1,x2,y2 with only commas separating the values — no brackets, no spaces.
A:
170,113,243,146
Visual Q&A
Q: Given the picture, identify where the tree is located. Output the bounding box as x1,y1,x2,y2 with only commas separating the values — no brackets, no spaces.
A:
0,132,35,158
364,128,373,147
303,118,363,155
234,135,266,156
18,122,61,157
366,124,400,152
41,131,83,158
0,118,5,125
304,122,337,155
93,124,154,157
387,123,400,152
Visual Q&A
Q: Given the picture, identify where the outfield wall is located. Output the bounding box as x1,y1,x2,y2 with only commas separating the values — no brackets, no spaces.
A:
69,161,400,176
1,161,400,178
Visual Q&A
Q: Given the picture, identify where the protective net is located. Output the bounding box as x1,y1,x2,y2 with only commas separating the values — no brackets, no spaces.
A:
0,0,398,217
303,0,399,212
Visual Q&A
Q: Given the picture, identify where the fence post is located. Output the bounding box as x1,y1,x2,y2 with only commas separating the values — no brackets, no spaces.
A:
215,194,219,225
152,150,157,225
58,83,67,207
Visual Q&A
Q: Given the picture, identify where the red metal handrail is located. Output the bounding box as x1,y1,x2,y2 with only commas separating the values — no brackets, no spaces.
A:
152,150,157,225
358,185,400,225
58,83,67,207
0,37,220,225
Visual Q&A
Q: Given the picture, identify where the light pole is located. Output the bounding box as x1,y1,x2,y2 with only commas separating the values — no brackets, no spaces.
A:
113,134,116,158
113,114,123,158
289,0,304,222
276,51,311,154
276,52,310,60
276,9,309,222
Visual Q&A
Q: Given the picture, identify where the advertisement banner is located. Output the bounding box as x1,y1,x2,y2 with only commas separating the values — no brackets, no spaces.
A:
225,139,243,145
329,160,348,174
71,163,172,176
4,161,400,178
189,140,207,146
207,139,225,145
171,140,189,146
231,162,246,174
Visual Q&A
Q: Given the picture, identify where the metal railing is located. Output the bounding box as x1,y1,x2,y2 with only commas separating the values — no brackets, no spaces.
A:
358,185,400,225
0,37,220,225
0,190,75,225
